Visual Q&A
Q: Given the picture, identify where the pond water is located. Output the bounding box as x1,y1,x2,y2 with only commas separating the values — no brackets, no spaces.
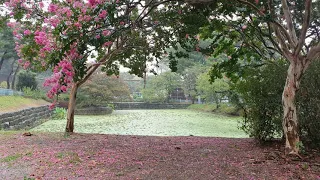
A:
31,109,247,137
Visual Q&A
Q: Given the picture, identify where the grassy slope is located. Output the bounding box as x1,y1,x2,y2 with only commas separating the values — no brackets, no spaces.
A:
32,109,247,138
0,96,49,113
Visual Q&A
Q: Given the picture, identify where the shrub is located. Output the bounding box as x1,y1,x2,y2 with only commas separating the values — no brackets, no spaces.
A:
52,107,67,120
235,59,320,147
188,104,217,112
297,60,320,147
141,88,167,103
16,71,38,91
77,73,132,107
234,61,287,141
22,87,44,99
0,81,7,88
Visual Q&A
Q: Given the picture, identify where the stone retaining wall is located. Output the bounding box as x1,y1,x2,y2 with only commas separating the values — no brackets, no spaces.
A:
75,107,113,115
0,105,53,130
113,102,190,110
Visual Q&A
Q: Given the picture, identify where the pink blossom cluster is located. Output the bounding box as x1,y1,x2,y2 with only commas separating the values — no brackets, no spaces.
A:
6,0,116,105
44,58,74,99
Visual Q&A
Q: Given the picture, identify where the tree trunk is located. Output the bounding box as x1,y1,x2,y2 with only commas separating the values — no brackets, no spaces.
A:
6,59,16,89
282,62,303,155
6,70,12,89
11,65,20,90
65,83,79,133
0,51,7,70
191,96,195,104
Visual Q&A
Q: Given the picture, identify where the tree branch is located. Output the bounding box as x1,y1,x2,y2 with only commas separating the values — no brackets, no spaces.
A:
306,44,320,61
281,0,298,45
294,0,312,57
273,25,292,62
235,0,265,16
78,47,124,87
271,21,295,50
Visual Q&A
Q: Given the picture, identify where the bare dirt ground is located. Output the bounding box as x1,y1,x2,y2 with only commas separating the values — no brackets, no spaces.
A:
0,132,319,180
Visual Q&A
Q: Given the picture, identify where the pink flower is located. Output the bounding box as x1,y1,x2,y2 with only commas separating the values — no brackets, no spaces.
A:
49,102,56,110
7,22,16,28
60,85,67,92
48,3,58,13
39,2,44,8
96,35,100,39
23,61,31,69
24,30,31,36
120,21,125,25
99,10,108,19
88,0,98,7
103,41,113,47
102,30,111,36
74,22,81,28
34,31,48,46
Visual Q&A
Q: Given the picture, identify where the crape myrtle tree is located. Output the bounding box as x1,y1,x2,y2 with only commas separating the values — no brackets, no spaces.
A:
6,0,171,133
163,0,320,155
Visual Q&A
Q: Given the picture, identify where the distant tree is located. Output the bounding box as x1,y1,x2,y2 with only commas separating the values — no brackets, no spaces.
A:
196,72,229,108
119,72,144,95
142,72,181,103
16,70,38,91
182,65,207,104
77,73,132,107
0,26,19,89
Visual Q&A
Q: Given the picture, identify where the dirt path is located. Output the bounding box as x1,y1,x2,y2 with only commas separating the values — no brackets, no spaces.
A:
0,132,319,179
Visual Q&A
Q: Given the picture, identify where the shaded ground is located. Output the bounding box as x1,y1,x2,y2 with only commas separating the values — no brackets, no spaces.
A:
32,110,246,138
0,132,319,179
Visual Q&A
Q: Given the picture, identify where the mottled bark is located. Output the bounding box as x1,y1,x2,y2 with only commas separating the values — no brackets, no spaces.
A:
282,61,303,155
65,83,79,133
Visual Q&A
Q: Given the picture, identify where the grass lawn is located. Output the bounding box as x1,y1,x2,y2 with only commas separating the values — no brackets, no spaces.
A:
0,96,49,113
32,109,247,138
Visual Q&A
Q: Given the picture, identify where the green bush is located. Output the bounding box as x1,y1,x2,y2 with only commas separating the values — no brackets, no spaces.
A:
234,59,320,147
0,81,7,88
52,107,67,120
16,71,38,91
234,61,287,141
215,103,239,116
107,103,115,110
297,60,320,147
141,88,167,103
22,87,45,99
188,103,239,115
188,104,217,112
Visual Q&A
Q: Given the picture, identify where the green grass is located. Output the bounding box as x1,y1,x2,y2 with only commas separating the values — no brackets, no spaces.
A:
32,109,247,138
0,96,49,112
55,151,81,164
1,154,22,162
